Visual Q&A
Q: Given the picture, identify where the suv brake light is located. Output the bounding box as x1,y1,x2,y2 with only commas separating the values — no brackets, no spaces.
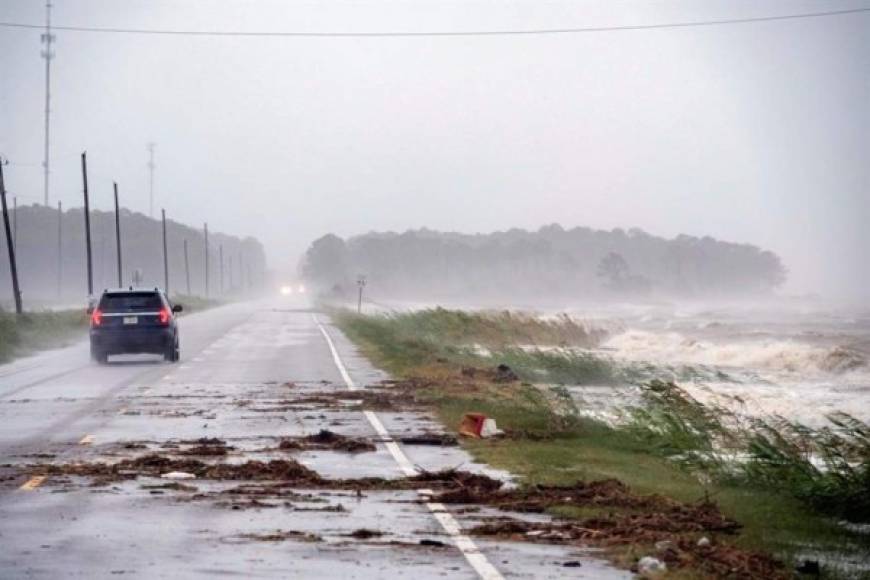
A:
158,308,170,325
91,308,103,326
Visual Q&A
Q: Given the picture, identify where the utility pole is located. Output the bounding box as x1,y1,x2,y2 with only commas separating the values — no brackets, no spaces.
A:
356,275,367,314
113,182,122,287
219,244,224,294
183,239,191,295
161,209,169,294
238,252,245,291
12,196,16,249
41,0,54,206
147,143,155,218
56,200,62,300
0,160,22,314
81,152,93,298
228,255,234,291
203,223,209,297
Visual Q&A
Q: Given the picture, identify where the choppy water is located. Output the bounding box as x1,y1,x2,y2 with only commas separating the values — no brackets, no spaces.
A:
568,303,870,425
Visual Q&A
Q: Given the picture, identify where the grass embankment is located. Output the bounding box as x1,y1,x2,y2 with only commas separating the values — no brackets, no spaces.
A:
334,308,870,578
0,309,88,363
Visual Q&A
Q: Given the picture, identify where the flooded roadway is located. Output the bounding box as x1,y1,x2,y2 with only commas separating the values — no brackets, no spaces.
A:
0,298,627,579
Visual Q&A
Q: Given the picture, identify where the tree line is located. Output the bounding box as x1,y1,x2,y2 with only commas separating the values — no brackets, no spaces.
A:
301,224,786,301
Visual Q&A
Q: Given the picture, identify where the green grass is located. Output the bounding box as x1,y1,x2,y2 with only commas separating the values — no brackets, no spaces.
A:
0,309,88,363
334,307,870,577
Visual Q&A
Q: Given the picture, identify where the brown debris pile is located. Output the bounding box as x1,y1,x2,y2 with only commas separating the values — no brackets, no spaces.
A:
277,430,376,453
178,438,233,456
232,530,322,543
434,478,787,580
461,364,519,383
33,454,324,483
346,528,384,539
399,433,458,446
654,538,788,580
409,469,503,493
436,478,715,515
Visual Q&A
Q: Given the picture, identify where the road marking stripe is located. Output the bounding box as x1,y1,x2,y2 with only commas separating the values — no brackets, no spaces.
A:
314,314,504,580
79,434,93,445
19,476,46,491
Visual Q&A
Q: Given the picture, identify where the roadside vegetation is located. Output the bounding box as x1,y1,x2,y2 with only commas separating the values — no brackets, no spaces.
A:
334,307,870,578
0,308,88,363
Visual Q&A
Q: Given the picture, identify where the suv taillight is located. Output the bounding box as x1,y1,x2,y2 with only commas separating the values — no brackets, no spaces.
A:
91,308,103,326
158,308,170,325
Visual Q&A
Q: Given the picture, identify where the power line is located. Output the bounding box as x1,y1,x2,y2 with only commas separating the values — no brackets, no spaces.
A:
0,7,867,38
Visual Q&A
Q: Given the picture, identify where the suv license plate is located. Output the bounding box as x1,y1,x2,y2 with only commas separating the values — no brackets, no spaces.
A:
123,316,138,325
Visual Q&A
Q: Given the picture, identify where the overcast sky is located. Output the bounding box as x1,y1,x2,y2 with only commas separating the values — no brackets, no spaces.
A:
1,1,867,302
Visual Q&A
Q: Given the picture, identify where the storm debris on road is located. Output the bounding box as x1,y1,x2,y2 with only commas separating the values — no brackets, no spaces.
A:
228,530,323,543
141,482,198,492
398,433,458,446
346,528,385,539
277,429,376,453
29,454,325,483
433,478,789,579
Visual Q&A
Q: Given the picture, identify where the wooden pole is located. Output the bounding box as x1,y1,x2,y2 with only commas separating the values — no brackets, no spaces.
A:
0,160,23,314
113,182,122,287
183,239,191,295
81,152,93,297
161,209,169,294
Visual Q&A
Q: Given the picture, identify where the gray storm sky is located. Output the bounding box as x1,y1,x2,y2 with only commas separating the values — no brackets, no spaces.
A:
1,1,867,302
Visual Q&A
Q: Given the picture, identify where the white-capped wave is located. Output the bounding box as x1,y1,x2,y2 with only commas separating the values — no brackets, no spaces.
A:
603,330,866,376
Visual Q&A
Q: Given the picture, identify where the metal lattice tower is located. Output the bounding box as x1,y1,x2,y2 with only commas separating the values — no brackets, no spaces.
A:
41,1,54,206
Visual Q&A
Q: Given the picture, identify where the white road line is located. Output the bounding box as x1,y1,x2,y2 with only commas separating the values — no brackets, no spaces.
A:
313,314,504,580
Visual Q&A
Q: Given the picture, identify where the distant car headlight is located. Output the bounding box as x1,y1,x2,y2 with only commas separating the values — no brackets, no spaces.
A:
280,285,294,296
298,284,306,294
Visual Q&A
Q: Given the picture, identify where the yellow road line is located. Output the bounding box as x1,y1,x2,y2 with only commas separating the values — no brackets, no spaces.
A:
19,475,46,491
79,434,93,445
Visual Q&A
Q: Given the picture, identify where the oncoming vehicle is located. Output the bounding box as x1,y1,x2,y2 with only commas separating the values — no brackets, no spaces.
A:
89,288,183,364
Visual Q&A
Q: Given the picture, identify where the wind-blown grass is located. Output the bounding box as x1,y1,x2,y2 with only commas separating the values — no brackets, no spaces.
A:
627,380,870,524
0,309,88,363
334,307,622,384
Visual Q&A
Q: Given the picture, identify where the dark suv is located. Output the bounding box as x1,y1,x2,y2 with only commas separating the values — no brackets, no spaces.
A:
89,288,182,364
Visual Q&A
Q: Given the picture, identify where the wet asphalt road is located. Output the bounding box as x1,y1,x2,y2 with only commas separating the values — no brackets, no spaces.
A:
0,298,628,579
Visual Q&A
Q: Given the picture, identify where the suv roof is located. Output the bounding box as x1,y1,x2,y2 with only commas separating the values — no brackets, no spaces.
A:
102,287,166,294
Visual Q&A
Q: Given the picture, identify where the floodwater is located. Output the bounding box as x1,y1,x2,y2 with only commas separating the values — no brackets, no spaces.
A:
571,302,870,425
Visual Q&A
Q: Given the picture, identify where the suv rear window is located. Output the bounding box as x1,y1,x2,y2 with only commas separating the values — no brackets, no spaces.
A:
99,292,164,313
